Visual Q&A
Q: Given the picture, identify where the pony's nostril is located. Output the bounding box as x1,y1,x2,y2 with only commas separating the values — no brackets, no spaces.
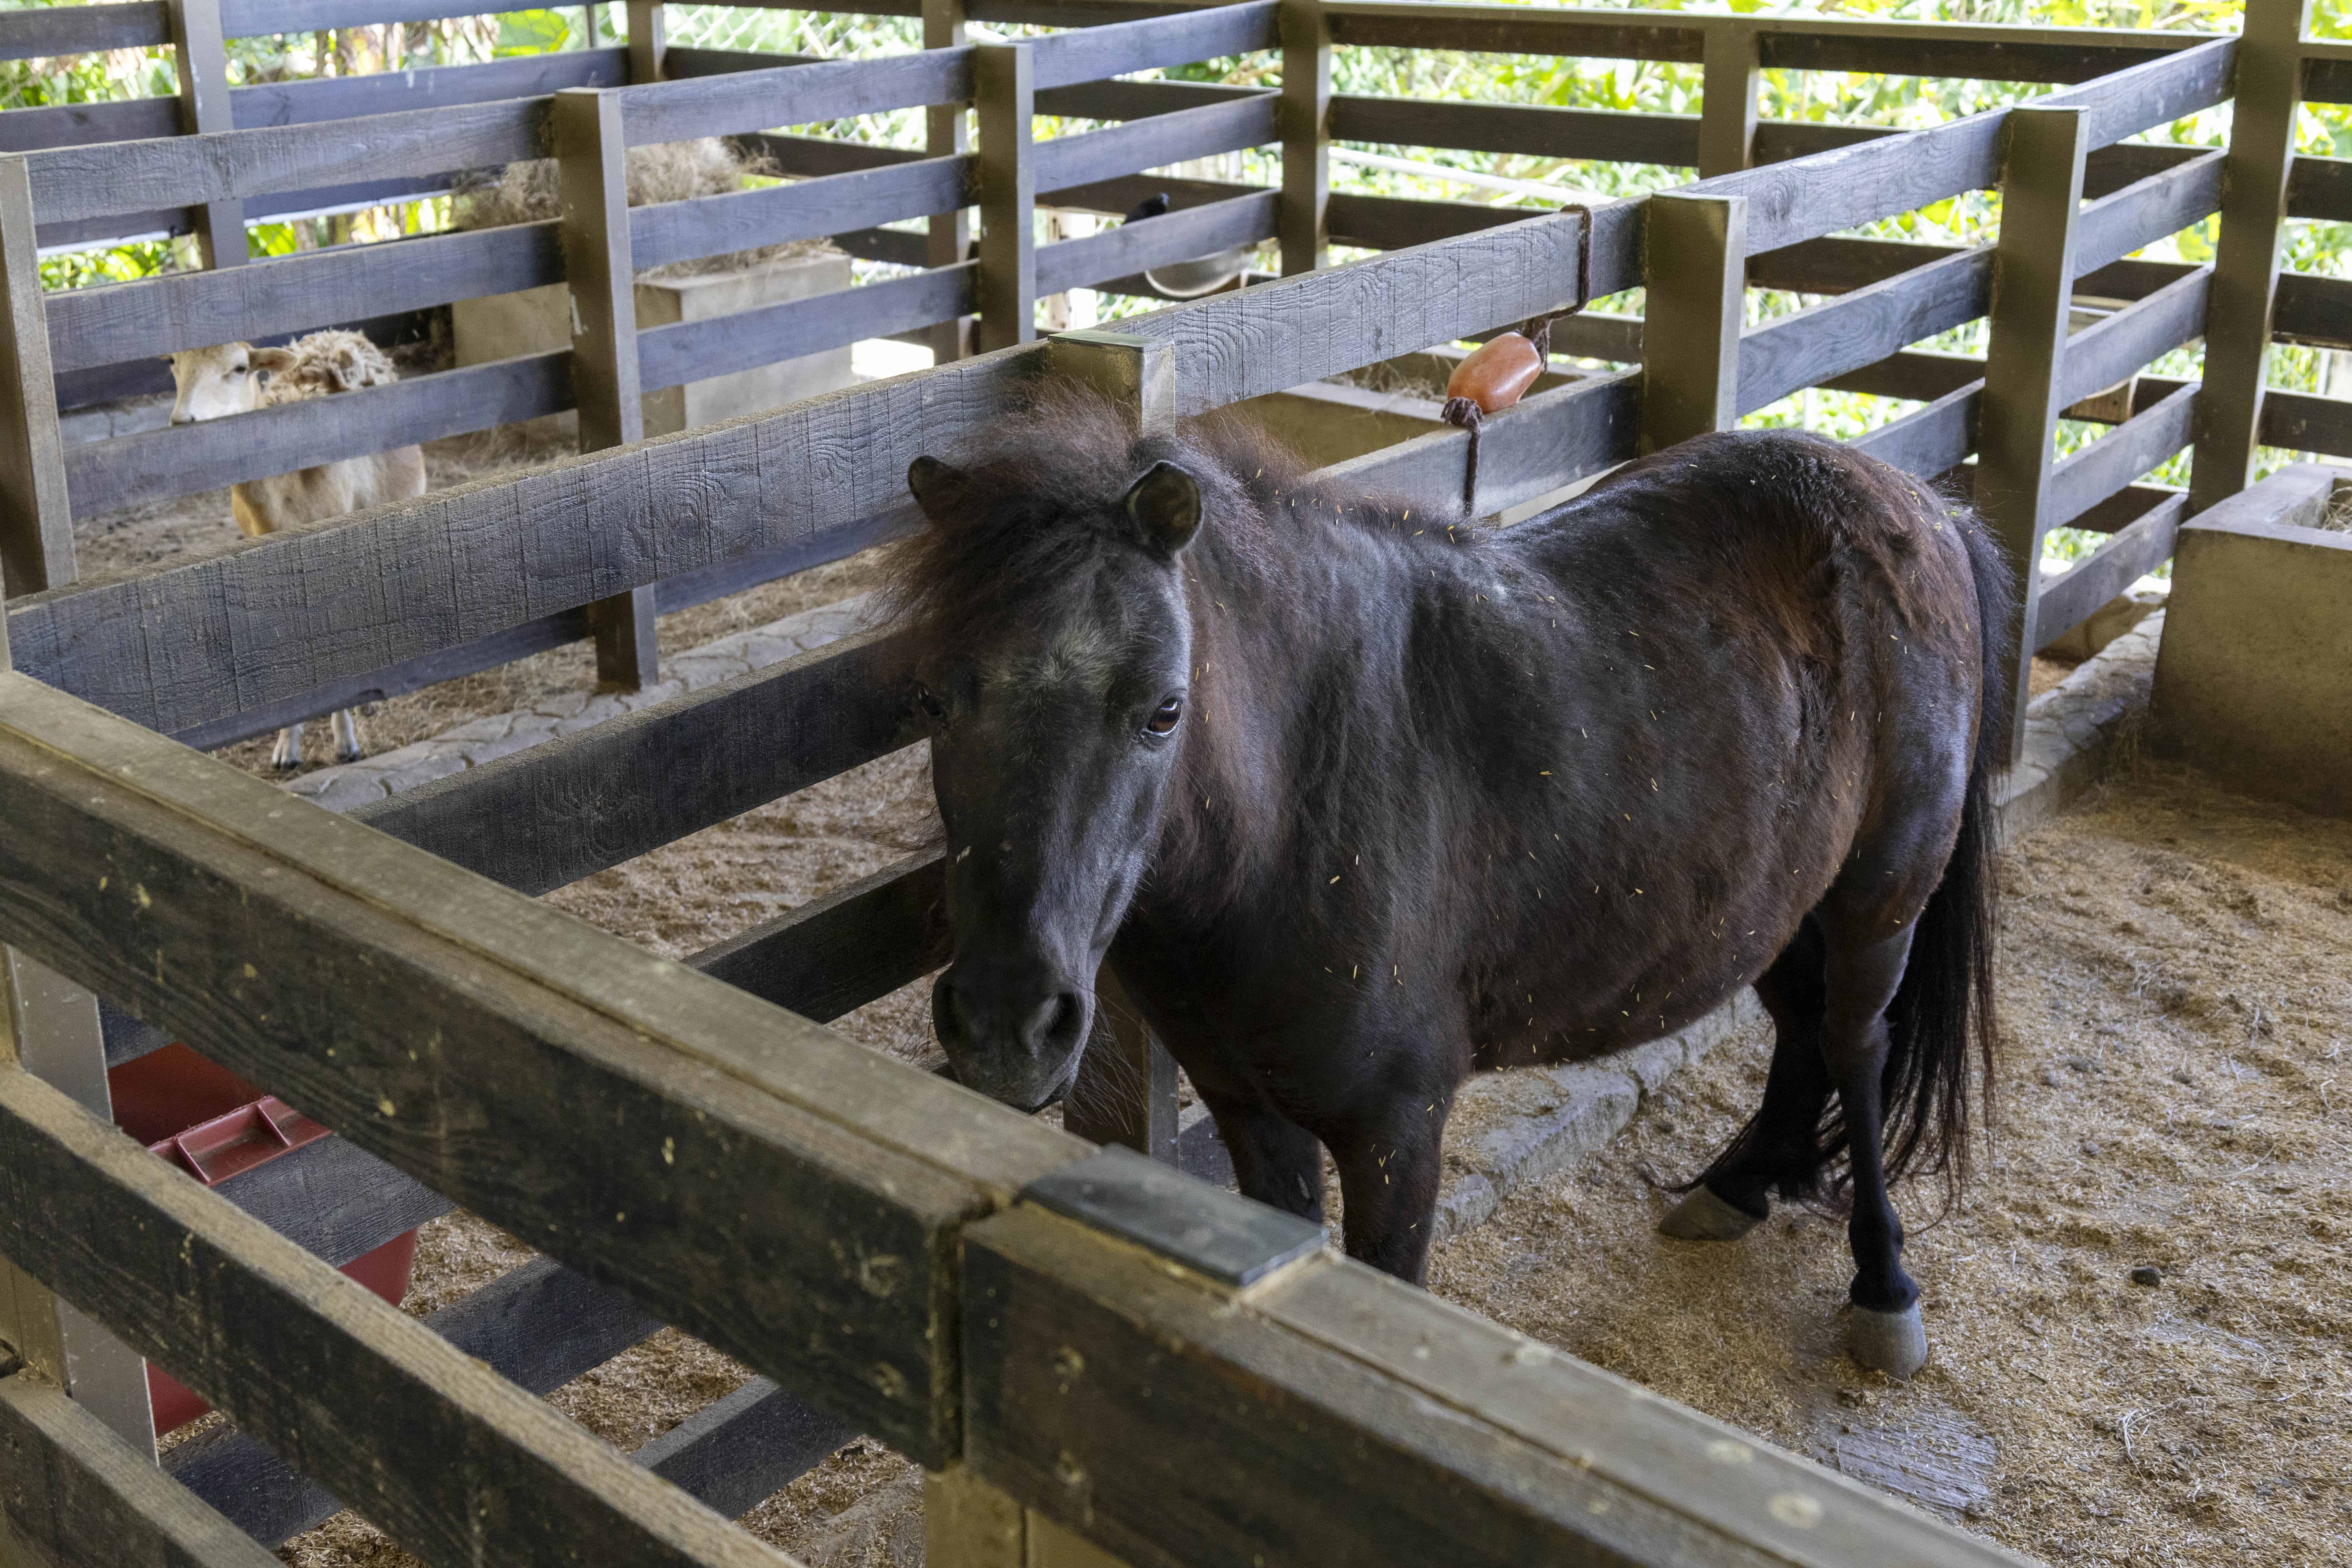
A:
1022,992,1083,1052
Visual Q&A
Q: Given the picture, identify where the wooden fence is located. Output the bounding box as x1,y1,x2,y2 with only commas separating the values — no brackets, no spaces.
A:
0,0,2338,1564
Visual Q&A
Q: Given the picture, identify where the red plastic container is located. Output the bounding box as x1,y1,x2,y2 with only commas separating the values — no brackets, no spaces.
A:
108,1044,419,1436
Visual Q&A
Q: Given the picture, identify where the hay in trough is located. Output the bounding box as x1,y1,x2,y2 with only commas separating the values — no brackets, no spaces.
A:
453,136,840,280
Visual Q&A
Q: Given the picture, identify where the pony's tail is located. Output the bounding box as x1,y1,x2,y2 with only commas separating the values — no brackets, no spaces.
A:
1876,506,2014,1201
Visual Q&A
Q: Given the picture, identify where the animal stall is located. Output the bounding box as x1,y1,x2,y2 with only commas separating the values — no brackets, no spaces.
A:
0,0,2337,1563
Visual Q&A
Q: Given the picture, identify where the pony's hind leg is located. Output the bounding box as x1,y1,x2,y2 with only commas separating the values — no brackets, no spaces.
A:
1818,920,1929,1380
1660,921,1834,1241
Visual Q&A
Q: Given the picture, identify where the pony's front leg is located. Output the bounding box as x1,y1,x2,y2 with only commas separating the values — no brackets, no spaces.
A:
1200,1092,1325,1223
1317,1057,1459,1284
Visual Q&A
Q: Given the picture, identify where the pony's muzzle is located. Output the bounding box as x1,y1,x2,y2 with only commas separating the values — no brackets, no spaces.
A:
933,958,1092,1111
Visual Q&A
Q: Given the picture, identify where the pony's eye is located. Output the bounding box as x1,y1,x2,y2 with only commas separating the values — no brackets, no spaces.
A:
1145,697,1183,736
915,684,947,722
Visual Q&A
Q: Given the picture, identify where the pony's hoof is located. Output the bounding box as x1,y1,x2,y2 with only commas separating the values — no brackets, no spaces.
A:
1848,1303,1928,1380
1657,1185,1764,1242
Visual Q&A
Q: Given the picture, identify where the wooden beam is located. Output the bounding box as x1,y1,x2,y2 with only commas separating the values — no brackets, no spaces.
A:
925,0,973,368
1846,380,1980,480
2032,491,2187,650
165,0,242,269
2055,265,2210,410
1974,104,2089,757
2190,0,2307,509
555,87,658,695
634,1376,857,1521
1279,0,1330,275
0,676,1089,1462
1034,193,1277,297
2045,381,2197,529
0,3,171,60
1319,369,1638,521
1735,248,1990,417
1696,20,1759,178
0,1065,786,1568
1061,972,1178,1166
688,852,950,1025
1640,193,1746,450
0,159,71,598
0,1371,279,1568
975,41,1036,353
637,265,977,392
626,0,664,84
1033,96,1278,195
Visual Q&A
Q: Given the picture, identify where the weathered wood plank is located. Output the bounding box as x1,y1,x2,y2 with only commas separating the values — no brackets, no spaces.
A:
0,1064,784,1568
0,96,176,156
2300,41,2352,105
634,1377,857,1521
45,221,560,372
1736,248,1989,417
0,159,74,597
1279,0,1329,277
2032,490,2185,650
1846,380,1980,480
1316,369,1638,521
0,1,169,61
63,351,572,519
212,1130,454,1270
632,153,973,270
1328,94,1696,166
232,47,628,128
1026,0,1277,91
689,852,950,1025
2287,152,2352,220
164,1256,667,1548
353,629,912,896
2055,265,2210,408
1323,2,1704,62
0,676,1088,1460
2272,269,2352,351
165,0,244,268
1697,20,1760,177
219,0,545,33
964,1205,2023,1568
1035,193,1277,297
2073,146,2222,272
620,50,970,147
25,95,547,223
639,264,976,392
1034,95,1278,195
976,41,1035,354
2046,381,2196,528
1642,192,1746,448
0,1371,282,1568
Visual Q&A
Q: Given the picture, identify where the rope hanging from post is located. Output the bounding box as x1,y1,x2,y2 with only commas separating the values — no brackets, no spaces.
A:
1440,203,1595,521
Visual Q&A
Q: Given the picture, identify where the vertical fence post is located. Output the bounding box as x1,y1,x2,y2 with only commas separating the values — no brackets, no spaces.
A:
1279,0,1330,276
0,620,155,1460
555,86,659,692
924,0,972,366
926,1461,1133,1568
1976,104,2088,754
2188,0,2309,511
974,41,1035,354
1696,20,1761,178
1638,192,1747,451
0,160,71,599
625,0,664,83
165,0,242,269
1041,329,1181,1165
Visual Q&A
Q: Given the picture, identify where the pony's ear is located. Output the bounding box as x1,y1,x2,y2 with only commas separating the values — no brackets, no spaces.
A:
1123,461,1201,557
907,455,962,523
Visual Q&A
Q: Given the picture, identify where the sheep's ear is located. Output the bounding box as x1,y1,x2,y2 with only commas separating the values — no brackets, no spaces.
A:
1123,461,1201,558
251,346,297,375
907,456,962,524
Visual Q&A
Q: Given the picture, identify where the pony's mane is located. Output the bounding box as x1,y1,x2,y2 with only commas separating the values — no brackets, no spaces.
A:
877,382,1386,663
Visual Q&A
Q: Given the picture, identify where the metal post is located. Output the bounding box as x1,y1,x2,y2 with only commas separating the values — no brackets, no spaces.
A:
974,41,1035,354
0,159,71,599
165,0,243,268
0,620,155,1461
1638,192,1747,451
624,0,664,84
923,0,972,367
1278,0,1331,276
1976,104,2089,755
2187,0,2309,511
1696,21,1761,179
555,87,659,692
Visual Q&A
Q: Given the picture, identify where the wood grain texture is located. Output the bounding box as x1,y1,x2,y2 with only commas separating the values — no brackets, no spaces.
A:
0,1,169,61
2056,265,2210,408
353,629,913,896
63,350,572,519
1035,193,1277,296
0,1371,282,1568
0,1066,784,1568
689,851,950,1026
230,46,626,128
1846,380,1980,479
0,675,1089,1460
1330,93,1695,165
1035,95,1277,194
25,95,546,222
210,1130,454,1269
964,1206,2022,1568
638,264,976,390
3,345,1038,735
624,50,970,146
634,1376,857,1521
631,153,973,270
2073,146,2223,274
1026,0,1277,91
2046,381,2197,527
167,0,244,268
1735,247,1990,417
1279,0,1329,275
0,95,176,155
1314,369,1638,520
45,220,559,372
556,88,644,453
2032,490,2185,649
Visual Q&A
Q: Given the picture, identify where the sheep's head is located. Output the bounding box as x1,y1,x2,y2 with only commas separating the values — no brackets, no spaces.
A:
166,343,295,424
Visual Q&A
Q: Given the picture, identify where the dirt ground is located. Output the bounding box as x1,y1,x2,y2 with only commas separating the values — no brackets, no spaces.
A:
89,465,2346,1566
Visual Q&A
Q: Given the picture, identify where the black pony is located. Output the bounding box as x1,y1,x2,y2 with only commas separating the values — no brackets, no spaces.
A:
885,389,2011,1377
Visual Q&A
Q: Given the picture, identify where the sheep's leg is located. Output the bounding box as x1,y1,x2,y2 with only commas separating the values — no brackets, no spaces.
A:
268,723,305,771
332,708,366,764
